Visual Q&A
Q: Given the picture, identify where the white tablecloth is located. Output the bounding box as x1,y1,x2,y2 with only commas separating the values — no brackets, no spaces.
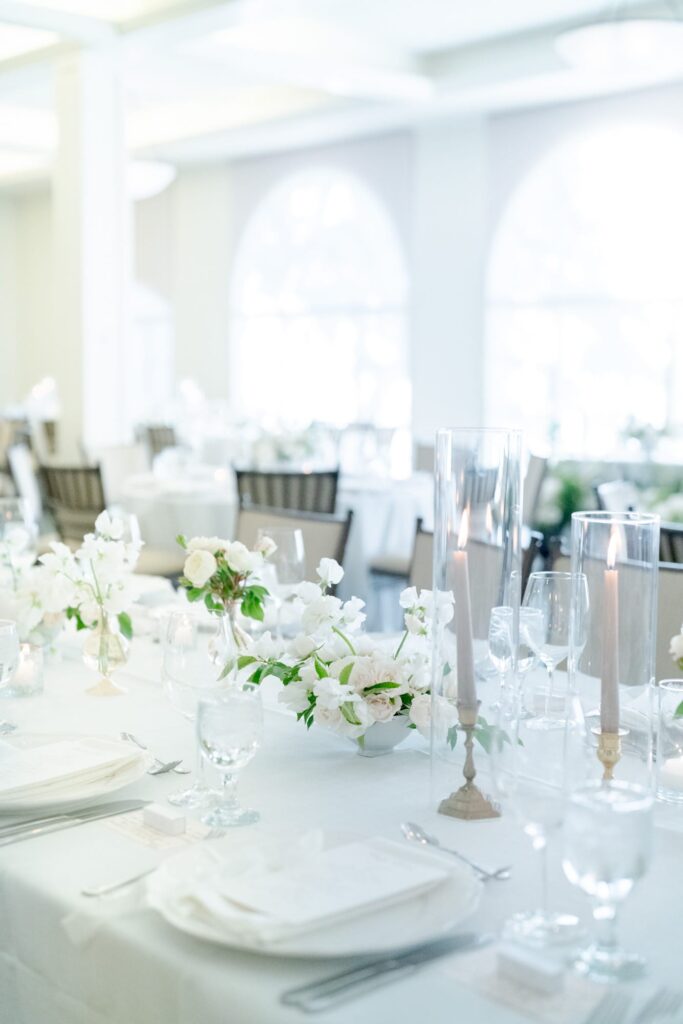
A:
2,637,683,1024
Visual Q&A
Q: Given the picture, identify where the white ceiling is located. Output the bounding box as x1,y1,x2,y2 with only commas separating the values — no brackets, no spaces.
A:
0,0,678,185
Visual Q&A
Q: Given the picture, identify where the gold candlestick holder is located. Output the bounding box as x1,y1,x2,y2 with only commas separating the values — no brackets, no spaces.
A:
597,730,622,781
438,701,500,820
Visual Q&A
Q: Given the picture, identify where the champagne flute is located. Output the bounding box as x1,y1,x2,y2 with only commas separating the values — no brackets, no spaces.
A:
563,781,653,981
197,685,263,827
257,526,305,637
162,612,222,807
523,571,589,729
491,672,588,948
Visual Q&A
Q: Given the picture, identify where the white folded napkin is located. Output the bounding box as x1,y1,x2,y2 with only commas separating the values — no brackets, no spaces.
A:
151,832,449,946
0,737,143,805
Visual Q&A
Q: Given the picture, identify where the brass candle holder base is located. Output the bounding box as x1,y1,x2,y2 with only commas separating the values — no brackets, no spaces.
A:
439,702,500,821
597,730,622,781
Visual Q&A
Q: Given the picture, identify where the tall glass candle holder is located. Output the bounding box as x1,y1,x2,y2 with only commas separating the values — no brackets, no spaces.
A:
570,512,659,788
431,428,522,819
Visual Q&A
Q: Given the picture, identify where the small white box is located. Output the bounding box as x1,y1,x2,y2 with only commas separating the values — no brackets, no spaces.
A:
497,942,564,995
143,802,186,835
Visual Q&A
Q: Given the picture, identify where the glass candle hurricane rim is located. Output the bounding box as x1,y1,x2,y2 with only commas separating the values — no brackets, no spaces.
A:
572,511,660,527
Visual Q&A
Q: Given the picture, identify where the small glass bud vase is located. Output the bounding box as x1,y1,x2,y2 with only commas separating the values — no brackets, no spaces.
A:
208,602,251,673
82,614,129,697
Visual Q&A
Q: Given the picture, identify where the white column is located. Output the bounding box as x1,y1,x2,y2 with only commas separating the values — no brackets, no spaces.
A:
411,117,489,441
53,46,129,459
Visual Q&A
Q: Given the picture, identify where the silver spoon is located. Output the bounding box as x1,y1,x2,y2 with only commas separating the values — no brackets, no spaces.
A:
121,732,191,774
401,822,511,881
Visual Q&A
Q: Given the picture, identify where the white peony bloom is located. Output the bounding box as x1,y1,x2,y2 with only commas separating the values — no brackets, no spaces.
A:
296,581,321,604
225,541,260,574
365,692,401,722
94,510,124,540
317,558,344,587
278,680,311,714
301,594,343,635
289,633,318,659
254,535,277,558
670,631,683,662
184,549,217,587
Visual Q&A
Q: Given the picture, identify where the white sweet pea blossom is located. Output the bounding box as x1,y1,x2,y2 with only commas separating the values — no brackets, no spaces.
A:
405,612,427,637
252,630,279,660
94,510,124,541
255,535,277,558
278,679,311,714
339,596,366,632
225,541,261,574
313,675,352,710
317,558,344,587
301,594,343,635
184,549,217,588
296,581,321,604
288,634,318,659
399,587,420,610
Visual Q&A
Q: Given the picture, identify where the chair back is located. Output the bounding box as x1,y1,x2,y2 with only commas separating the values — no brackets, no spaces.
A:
41,464,105,542
144,424,177,458
236,506,353,579
595,480,639,512
660,523,683,564
235,468,339,515
7,444,43,526
414,443,434,474
90,444,149,505
522,453,548,527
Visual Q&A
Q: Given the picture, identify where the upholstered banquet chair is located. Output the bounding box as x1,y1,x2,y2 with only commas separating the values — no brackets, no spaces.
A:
236,506,353,583
142,424,177,458
234,468,339,515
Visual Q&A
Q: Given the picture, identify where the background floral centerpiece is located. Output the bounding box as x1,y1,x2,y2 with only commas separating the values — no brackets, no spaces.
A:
40,511,141,695
235,558,459,755
177,534,275,667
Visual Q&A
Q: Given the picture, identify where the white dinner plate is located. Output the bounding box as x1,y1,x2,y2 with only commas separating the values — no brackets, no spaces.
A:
147,831,482,958
0,733,151,815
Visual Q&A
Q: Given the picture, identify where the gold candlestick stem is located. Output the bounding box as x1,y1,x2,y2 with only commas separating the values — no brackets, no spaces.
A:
438,702,500,820
597,730,621,781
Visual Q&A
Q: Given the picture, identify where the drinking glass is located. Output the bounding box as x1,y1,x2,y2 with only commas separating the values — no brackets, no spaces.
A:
197,685,263,827
563,781,653,981
258,526,305,637
523,571,589,729
162,612,222,807
491,672,588,948
656,680,683,803
0,620,20,731
489,606,544,690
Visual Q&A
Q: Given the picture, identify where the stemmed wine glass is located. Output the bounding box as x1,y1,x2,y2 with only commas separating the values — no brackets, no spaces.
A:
197,685,263,827
0,620,20,733
488,606,544,696
162,611,223,807
522,571,589,729
257,526,305,637
491,669,589,948
563,781,653,981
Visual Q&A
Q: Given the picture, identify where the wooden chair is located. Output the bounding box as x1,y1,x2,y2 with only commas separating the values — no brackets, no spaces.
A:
41,464,106,544
660,523,683,564
234,468,339,515
143,424,177,458
236,506,353,581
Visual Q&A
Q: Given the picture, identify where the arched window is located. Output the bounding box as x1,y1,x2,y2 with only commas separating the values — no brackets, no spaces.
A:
486,123,683,456
229,168,409,428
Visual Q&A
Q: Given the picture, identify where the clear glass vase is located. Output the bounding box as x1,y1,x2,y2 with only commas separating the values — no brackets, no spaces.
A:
82,614,129,696
208,602,251,674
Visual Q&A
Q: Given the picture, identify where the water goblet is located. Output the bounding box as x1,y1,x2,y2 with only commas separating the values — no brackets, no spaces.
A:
563,781,653,982
197,685,263,827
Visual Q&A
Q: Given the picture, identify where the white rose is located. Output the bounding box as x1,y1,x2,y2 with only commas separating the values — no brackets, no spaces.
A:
670,632,683,662
255,535,277,558
316,558,344,587
187,536,228,553
225,541,257,574
365,693,401,723
184,549,217,587
348,656,378,692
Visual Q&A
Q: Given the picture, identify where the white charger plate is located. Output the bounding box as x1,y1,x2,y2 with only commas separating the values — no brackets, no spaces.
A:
147,832,482,958
0,733,151,815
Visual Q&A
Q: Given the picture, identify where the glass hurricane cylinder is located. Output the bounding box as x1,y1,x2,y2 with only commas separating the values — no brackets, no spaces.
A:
570,511,659,788
431,428,522,819
82,614,130,697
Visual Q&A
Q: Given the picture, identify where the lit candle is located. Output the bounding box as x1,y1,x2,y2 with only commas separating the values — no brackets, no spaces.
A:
453,508,477,711
12,644,42,695
601,528,620,734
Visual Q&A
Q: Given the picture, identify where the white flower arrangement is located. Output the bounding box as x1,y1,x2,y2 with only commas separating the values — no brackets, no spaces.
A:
670,627,683,671
39,511,141,638
236,559,460,745
177,534,274,621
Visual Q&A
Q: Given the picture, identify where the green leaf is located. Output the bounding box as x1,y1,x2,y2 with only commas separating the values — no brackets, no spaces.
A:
176,534,187,550
237,655,257,670
362,681,400,694
446,725,459,750
117,611,133,641
185,587,203,603
674,700,683,719
240,591,265,622
338,663,353,685
340,701,362,726
313,657,328,679
66,606,87,631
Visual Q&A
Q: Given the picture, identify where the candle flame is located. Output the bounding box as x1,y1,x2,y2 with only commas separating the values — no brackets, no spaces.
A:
458,508,470,550
607,527,620,570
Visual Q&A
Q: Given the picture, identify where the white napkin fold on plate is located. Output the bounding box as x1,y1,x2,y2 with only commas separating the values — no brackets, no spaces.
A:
149,832,449,946
0,737,143,804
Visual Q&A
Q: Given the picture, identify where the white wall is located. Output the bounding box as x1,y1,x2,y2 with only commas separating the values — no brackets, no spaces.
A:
14,190,53,398
0,196,18,407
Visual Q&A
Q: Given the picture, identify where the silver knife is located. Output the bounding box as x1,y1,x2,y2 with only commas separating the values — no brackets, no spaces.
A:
0,799,147,846
281,931,492,1012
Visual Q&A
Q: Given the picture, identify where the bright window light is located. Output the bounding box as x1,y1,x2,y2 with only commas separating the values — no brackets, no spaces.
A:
230,168,410,429
486,122,683,458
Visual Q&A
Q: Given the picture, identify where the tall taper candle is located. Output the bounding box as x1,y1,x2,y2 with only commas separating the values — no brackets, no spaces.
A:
453,509,477,710
600,528,620,734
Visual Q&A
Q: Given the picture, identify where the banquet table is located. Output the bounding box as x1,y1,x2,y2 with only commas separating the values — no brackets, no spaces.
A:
2,637,683,1024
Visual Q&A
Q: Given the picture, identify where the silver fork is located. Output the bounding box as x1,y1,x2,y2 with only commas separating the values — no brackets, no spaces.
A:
81,828,225,897
583,992,632,1024
121,732,190,775
634,988,683,1024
